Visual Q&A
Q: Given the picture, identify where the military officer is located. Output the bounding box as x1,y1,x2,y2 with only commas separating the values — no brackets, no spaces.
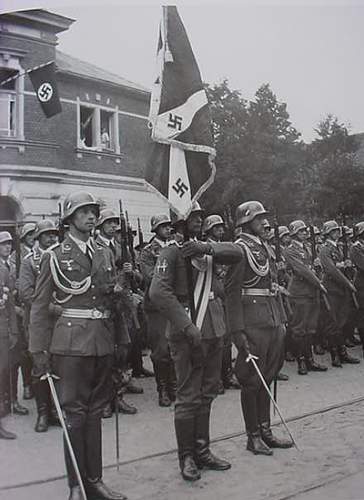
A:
29,192,126,500
0,231,18,439
150,202,233,482
140,214,175,407
19,220,59,432
222,202,293,455
202,214,240,392
283,220,327,375
319,220,360,367
350,222,364,355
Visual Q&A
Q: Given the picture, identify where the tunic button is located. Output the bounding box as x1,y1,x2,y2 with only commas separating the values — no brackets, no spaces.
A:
67,322,72,327
91,285,95,289
92,296,96,300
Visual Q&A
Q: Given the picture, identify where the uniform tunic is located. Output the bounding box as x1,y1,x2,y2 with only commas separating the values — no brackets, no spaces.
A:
150,241,239,419
29,234,117,486
319,240,353,345
284,240,322,354
0,258,19,414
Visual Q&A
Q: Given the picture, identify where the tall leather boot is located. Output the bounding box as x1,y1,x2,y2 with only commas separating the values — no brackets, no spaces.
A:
168,361,177,402
157,362,172,407
297,356,308,375
338,345,360,364
64,417,86,491
258,389,293,449
0,417,16,440
10,365,28,416
358,329,364,358
21,351,34,400
241,389,272,456
85,416,127,500
33,380,50,432
330,346,342,367
195,410,231,470
175,417,201,481
304,340,327,372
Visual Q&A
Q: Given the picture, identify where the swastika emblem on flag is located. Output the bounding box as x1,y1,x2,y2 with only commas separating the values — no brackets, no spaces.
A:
168,113,183,130
37,82,53,102
172,178,189,198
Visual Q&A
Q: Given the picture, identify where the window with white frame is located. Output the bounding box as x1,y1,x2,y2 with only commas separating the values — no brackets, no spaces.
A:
78,102,120,153
0,69,18,138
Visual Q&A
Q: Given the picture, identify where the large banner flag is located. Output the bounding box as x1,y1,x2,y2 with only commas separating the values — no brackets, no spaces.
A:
146,5,216,218
28,62,62,118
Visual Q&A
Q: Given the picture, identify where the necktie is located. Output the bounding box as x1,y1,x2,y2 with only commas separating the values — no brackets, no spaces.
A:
86,243,94,262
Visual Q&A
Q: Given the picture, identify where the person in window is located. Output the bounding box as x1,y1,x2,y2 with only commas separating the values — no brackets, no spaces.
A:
101,127,110,150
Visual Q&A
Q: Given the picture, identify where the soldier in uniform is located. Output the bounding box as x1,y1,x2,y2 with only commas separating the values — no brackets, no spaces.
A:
0,232,19,439
221,202,293,455
283,220,327,375
29,192,126,500
350,222,364,355
202,214,240,392
19,220,59,432
95,209,140,417
319,220,360,367
10,222,37,401
140,214,176,407
150,202,232,482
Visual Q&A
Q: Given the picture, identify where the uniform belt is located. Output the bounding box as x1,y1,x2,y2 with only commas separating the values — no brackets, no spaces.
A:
241,288,272,297
61,308,111,319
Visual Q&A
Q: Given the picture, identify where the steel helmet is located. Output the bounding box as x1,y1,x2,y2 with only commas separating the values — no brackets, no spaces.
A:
63,192,100,223
289,220,307,236
355,222,364,237
96,209,119,228
235,201,268,227
202,215,224,234
278,225,290,239
20,223,36,241
172,201,204,226
322,220,340,236
151,214,172,232
34,220,58,240
0,231,13,244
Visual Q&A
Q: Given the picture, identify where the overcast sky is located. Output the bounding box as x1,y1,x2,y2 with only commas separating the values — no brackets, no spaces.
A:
6,1,364,141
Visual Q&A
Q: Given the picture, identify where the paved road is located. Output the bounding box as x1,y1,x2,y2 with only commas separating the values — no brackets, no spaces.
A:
2,346,364,500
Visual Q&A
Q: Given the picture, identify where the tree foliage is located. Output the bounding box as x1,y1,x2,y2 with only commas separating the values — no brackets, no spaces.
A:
201,81,364,224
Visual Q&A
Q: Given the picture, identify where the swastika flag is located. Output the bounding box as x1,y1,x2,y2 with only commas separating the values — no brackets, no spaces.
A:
145,6,216,218
29,62,62,118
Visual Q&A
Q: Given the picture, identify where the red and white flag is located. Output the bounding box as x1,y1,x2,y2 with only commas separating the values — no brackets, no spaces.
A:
145,6,216,218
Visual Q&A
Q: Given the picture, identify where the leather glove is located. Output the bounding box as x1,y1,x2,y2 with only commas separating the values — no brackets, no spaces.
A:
32,351,51,378
184,323,202,347
232,330,250,356
181,241,213,258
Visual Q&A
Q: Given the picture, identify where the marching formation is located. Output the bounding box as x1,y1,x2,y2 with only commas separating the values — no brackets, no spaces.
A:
0,191,363,500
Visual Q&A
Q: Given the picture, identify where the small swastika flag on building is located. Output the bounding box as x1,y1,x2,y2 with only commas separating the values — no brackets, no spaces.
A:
28,62,62,118
146,6,216,219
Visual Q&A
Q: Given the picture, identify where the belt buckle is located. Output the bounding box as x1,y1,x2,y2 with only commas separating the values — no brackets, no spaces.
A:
92,308,102,319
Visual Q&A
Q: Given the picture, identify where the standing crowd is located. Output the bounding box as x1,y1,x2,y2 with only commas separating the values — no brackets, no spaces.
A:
0,192,363,500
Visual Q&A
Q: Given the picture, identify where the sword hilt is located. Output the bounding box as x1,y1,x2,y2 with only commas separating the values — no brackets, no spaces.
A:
245,353,259,363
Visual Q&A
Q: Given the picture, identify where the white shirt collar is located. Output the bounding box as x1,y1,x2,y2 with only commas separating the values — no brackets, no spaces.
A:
154,236,168,248
69,233,93,254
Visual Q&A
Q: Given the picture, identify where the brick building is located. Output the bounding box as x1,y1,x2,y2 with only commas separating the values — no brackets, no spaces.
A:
0,8,167,237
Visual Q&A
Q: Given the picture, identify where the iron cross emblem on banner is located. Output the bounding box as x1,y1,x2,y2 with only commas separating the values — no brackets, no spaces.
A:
157,259,168,273
168,113,183,130
172,178,189,198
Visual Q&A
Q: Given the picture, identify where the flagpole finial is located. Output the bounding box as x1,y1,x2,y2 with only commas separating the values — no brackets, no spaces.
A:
164,43,174,63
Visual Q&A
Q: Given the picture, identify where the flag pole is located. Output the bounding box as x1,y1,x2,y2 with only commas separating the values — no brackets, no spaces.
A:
183,221,197,323
0,60,54,87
